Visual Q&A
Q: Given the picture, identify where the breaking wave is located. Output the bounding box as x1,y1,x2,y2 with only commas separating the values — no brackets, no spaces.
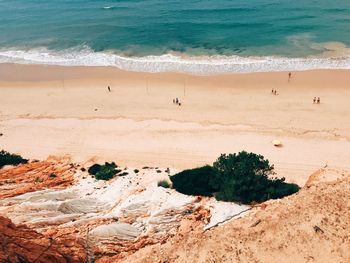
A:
0,46,350,75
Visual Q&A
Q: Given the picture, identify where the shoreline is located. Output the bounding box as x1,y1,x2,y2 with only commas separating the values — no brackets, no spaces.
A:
1,63,350,186
1,47,350,74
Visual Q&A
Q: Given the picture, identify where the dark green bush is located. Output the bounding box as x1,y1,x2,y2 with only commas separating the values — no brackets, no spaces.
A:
171,151,300,204
170,165,220,196
88,164,101,175
88,162,121,180
213,151,299,204
157,180,170,188
0,150,28,169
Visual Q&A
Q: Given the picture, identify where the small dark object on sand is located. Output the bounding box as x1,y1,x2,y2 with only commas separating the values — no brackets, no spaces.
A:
0,133,3,137
313,225,324,234
134,169,139,173
94,108,98,111
250,219,261,227
156,170,162,173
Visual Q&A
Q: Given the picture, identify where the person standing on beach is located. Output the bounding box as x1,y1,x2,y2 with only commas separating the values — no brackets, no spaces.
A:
288,72,292,82
108,86,111,92
317,97,320,104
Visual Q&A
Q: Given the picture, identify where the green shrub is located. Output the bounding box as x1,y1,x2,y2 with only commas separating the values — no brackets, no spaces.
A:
87,164,101,175
170,165,220,196
213,151,300,204
0,150,28,169
88,162,120,180
157,180,170,188
170,151,300,204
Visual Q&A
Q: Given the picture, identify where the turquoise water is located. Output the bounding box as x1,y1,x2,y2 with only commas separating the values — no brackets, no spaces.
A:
0,0,350,73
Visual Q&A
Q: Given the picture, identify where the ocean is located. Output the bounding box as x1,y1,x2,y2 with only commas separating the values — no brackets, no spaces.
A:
0,0,350,74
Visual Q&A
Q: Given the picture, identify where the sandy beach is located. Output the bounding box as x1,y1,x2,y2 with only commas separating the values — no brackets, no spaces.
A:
1,63,350,185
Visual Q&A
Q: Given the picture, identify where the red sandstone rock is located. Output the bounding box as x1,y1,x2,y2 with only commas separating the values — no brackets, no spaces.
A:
0,156,76,198
0,216,86,263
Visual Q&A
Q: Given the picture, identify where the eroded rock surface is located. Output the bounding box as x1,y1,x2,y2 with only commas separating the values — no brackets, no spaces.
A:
117,169,350,263
0,156,76,199
0,158,247,262
0,216,86,263
2,157,346,263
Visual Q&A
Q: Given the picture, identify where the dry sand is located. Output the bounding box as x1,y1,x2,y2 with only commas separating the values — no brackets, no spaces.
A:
1,63,350,185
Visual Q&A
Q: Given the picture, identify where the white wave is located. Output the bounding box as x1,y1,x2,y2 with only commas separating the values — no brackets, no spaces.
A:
0,46,350,75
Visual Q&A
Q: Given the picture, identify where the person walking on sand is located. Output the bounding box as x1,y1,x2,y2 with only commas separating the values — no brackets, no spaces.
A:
313,97,316,103
271,89,274,94
108,86,111,92
317,97,320,104
288,72,292,82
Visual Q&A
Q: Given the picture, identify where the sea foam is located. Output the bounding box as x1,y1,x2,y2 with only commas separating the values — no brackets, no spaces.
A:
0,47,350,75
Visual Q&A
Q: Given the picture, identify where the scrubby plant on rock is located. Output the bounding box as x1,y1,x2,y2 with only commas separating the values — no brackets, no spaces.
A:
0,150,28,169
88,162,121,180
87,164,102,175
170,165,220,196
157,180,171,188
49,173,57,178
170,151,300,204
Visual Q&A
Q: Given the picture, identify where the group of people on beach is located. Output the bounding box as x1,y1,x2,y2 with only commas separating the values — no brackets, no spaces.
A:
313,97,321,104
173,98,181,106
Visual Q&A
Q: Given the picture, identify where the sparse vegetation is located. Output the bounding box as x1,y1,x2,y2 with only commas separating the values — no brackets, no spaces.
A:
49,173,57,178
35,177,43,183
170,151,300,204
88,162,121,180
158,180,171,188
119,172,128,176
0,150,28,169
134,169,139,174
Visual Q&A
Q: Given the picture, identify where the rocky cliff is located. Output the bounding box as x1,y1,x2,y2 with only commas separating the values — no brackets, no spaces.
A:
0,158,349,263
